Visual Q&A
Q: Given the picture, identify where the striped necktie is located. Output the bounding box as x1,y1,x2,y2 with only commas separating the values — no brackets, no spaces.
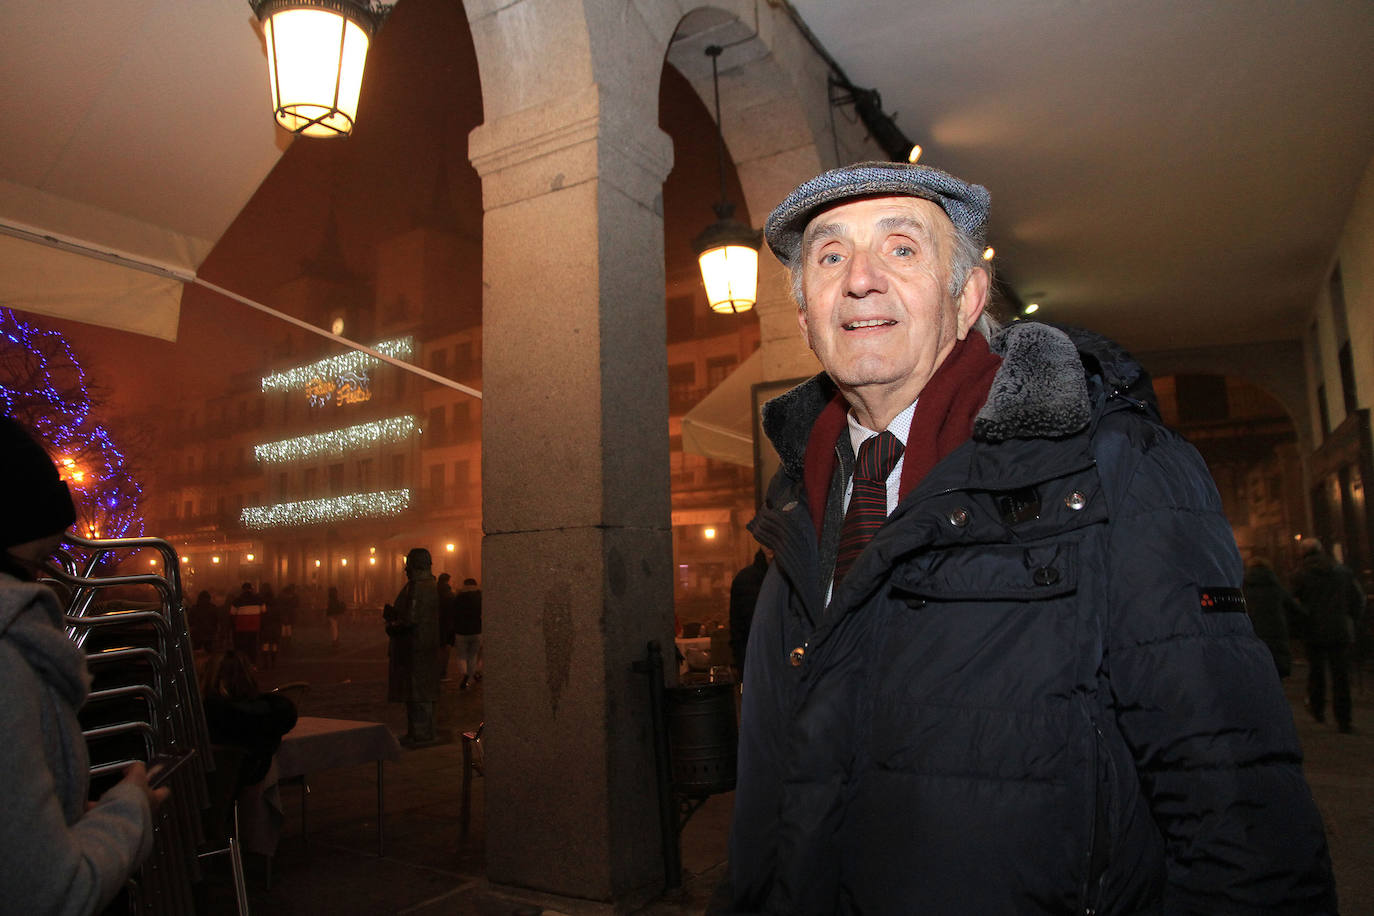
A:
832,430,904,590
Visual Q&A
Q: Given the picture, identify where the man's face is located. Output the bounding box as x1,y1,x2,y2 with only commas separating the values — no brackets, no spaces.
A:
797,196,985,420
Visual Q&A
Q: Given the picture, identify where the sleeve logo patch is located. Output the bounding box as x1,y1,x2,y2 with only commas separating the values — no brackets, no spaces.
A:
1198,586,1247,614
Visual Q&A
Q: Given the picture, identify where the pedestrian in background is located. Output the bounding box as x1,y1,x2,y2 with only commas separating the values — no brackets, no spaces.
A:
325,585,346,652
187,589,220,652
1241,557,1297,678
385,548,441,745
229,581,264,664
258,582,280,670
453,577,482,690
437,572,457,681
279,582,300,650
1293,538,1364,733
728,548,770,676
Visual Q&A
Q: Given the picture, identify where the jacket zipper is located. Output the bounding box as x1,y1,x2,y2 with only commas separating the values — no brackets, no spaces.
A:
1082,719,1110,915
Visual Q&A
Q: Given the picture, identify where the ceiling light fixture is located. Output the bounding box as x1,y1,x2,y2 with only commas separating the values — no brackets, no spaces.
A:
694,45,761,315
250,0,392,138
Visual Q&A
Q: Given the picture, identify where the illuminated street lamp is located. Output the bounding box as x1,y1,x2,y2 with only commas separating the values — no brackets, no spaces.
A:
250,0,391,138
694,46,760,315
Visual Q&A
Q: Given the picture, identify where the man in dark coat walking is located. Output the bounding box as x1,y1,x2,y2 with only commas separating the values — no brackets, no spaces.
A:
384,547,441,745
1292,538,1364,733
1241,557,1297,678
728,549,770,674
719,161,1336,915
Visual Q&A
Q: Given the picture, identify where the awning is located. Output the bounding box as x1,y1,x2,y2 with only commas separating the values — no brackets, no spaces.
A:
681,349,765,467
0,0,287,341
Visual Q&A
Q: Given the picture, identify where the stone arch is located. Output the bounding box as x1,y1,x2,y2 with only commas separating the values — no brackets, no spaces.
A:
657,2,882,380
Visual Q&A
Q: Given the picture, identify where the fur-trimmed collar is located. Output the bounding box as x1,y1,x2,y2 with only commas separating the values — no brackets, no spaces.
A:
763,322,1143,477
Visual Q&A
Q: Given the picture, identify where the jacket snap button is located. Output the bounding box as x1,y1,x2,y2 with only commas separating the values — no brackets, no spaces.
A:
946,507,970,528
782,500,798,512
1064,491,1087,511
1033,566,1060,586
789,646,805,667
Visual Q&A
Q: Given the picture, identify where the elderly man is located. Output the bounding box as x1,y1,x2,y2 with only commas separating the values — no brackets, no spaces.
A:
722,162,1335,914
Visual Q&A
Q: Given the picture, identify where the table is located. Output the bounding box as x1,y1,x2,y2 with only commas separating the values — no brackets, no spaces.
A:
279,716,402,856
238,716,401,860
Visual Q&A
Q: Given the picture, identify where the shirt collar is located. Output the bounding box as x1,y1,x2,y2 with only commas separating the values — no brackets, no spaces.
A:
847,399,917,457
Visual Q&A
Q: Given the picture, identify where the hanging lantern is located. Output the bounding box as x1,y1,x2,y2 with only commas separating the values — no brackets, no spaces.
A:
695,203,760,315
695,45,760,315
251,0,389,138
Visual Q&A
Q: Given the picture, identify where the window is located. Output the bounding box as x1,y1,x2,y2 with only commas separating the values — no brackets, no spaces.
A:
328,463,344,494
429,406,447,445
184,500,193,518
356,458,374,490
453,402,475,439
667,294,696,342
304,467,318,495
706,355,737,388
668,363,697,411
430,464,445,504
391,455,406,486
431,348,448,375
278,471,289,495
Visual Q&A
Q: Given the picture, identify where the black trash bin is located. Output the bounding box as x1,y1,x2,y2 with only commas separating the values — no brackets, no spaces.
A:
665,681,737,796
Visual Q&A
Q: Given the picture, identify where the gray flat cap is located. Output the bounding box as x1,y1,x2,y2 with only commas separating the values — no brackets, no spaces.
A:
764,161,990,267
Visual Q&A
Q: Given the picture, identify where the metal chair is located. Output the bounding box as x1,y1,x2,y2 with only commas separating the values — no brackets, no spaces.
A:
196,746,252,916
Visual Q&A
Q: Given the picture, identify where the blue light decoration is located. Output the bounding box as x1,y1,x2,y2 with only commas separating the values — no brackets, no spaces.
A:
0,308,145,541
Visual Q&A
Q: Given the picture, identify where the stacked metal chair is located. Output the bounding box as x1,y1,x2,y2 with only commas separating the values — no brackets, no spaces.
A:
46,532,247,915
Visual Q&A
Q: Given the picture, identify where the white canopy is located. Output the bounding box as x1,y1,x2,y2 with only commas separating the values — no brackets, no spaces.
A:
0,0,286,341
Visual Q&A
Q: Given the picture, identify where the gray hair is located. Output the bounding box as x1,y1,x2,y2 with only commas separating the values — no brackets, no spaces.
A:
790,220,999,339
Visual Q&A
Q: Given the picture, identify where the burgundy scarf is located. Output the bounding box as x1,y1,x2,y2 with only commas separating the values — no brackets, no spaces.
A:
802,333,1003,536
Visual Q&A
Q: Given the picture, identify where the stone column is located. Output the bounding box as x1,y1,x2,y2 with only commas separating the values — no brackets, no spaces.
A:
469,80,677,904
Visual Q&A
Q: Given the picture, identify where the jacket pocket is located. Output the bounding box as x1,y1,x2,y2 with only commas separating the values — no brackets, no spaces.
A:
890,541,1079,602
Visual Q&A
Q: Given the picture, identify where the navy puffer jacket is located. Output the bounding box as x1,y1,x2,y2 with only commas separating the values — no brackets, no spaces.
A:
724,323,1335,915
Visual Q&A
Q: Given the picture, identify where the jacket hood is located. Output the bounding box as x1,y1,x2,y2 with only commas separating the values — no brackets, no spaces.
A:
0,573,90,707
763,322,1150,476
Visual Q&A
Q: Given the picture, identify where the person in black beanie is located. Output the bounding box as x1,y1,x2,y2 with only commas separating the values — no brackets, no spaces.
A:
0,415,169,913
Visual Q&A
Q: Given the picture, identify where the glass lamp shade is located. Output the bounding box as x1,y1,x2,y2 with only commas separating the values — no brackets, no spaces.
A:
695,217,761,315
698,244,760,314
256,1,377,138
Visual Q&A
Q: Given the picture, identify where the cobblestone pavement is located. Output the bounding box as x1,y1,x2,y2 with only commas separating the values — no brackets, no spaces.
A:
196,617,1372,914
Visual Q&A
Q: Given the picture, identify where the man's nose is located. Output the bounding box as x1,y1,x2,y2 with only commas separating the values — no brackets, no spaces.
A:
844,248,887,297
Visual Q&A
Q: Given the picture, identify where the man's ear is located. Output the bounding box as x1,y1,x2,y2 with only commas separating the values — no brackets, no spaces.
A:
796,303,811,346
955,267,990,339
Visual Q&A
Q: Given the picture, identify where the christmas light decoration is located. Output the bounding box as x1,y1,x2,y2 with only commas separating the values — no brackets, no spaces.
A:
261,336,413,393
254,415,419,463
0,308,144,540
240,488,411,529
